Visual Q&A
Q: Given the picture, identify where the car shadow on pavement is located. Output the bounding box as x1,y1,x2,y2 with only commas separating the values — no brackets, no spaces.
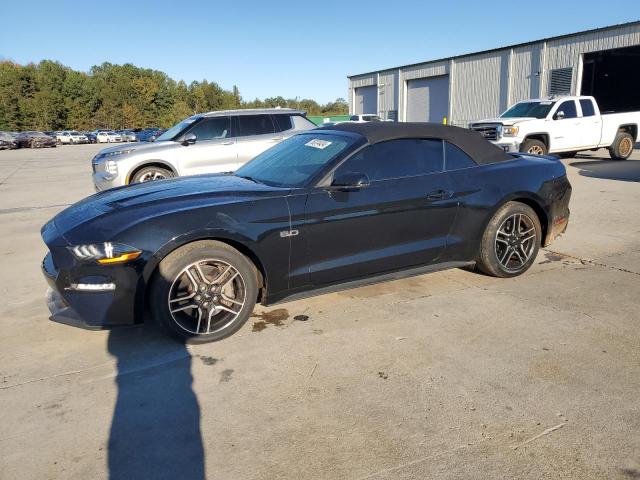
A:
107,324,205,480
569,159,640,182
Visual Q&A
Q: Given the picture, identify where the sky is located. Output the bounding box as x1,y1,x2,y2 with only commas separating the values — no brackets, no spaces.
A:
0,0,636,104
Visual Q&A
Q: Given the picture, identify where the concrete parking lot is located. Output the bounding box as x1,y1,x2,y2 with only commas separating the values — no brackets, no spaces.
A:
0,144,639,479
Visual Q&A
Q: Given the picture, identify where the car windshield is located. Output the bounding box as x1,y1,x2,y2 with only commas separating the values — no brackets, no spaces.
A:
235,133,357,187
155,117,200,142
501,101,556,119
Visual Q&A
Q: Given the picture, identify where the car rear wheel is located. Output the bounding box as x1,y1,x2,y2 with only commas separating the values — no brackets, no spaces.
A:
149,240,258,343
476,201,541,278
520,139,547,155
609,132,634,160
130,166,174,183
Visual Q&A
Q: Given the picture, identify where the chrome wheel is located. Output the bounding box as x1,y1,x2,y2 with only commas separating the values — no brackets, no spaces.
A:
495,213,537,272
527,145,544,155
168,259,246,335
137,170,167,182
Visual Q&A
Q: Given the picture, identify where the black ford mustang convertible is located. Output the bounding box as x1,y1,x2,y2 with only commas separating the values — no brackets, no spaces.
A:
42,123,571,342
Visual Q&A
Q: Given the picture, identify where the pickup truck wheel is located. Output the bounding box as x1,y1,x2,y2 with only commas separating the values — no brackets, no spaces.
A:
131,166,174,183
609,132,634,160
520,139,547,155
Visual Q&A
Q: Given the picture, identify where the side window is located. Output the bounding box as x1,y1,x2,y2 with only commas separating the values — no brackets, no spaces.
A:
334,139,443,181
554,100,577,119
272,114,293,132
238,115,275,136
445,142,476,170
579,99,595,117
187,117,231,140
350,115,359,121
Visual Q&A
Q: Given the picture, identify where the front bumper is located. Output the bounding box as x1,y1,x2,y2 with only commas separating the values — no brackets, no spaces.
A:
492,138,521,152
92,170,127,191
41,222,143,330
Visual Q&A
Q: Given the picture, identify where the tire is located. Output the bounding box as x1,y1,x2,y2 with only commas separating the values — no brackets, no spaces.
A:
608,132,634,160
149,240,258,343
520,139,547,155
476,201,542,278
130,165,174,184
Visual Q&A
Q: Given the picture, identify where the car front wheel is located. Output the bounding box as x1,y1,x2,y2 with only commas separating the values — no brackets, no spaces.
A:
130,166,174,183
150,240,258,343
476,201,541,278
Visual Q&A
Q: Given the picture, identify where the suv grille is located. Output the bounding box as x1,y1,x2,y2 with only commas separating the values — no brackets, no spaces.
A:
471,124,499,141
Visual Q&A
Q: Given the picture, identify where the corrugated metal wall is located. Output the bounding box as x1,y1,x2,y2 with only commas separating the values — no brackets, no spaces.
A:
349,23,640,125
449,50,510,125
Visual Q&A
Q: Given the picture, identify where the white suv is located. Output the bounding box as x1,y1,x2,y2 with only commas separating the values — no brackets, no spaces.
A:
91,108,316,191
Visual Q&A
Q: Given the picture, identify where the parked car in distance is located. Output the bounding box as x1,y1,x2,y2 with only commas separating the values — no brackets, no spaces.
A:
84,132,97,144
16,131,57,148
96,131,122,143
119,130,137,142
350,114,382,123
470,95,640,159
43,122,572,343
0,132,18,149
57,131,89,144
91,108,316,191
135,128,164,142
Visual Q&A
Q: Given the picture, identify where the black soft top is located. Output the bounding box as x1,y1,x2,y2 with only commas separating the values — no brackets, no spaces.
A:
318,122,513,165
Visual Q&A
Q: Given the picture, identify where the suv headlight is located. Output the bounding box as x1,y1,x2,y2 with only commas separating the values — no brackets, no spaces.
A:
501,126,519,137
68,242,141,264
100,149,134,158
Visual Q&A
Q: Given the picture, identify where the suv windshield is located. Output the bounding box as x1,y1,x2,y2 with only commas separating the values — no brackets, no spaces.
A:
235,133,358,187
501,101,556,119
155,117,201,142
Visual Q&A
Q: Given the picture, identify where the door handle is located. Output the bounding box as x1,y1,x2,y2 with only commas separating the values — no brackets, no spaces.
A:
270,136,284,142
221,141,234,145
426,189,453,200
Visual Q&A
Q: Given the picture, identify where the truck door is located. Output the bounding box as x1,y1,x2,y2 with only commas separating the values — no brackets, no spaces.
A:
578,98,602,149
550,100,581,151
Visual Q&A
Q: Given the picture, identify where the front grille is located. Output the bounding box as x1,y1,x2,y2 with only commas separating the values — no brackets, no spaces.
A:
471,124,499,141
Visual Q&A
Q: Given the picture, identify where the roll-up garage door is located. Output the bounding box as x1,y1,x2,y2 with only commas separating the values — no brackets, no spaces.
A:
406,75,449,123
354,85,377,115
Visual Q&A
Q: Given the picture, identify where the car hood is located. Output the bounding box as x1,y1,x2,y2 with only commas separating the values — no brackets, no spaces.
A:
473,117,537,126
51,174,290,239
96,140,175,156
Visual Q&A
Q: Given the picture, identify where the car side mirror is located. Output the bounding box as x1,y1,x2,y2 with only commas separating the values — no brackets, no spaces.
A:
182,133,196,146
330,172,370,191
554,110,565,120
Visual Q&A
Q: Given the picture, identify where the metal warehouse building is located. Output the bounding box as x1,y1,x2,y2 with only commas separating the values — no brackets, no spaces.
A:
348,21,640,126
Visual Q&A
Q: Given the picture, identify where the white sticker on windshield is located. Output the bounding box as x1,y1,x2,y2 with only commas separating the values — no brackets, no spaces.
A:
305,139,332,149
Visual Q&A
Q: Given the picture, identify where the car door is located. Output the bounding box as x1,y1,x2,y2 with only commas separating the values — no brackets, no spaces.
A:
302,138,457,286
578,98,602,149
235,114,282,167
550,99,581,151
174,116,238,176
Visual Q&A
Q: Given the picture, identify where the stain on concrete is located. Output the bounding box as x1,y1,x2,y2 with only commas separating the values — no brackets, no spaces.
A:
378,371,388,380
312,329,323,335
219,369,234,383
293,314,310,321
198,356,218,366
251,308,289,332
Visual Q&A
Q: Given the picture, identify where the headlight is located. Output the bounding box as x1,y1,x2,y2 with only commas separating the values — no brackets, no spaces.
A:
501,126,519,137
68,242,141,264
100,149,134,158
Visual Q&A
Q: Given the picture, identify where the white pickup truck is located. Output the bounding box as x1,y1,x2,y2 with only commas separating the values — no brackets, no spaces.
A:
470,96,639,160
